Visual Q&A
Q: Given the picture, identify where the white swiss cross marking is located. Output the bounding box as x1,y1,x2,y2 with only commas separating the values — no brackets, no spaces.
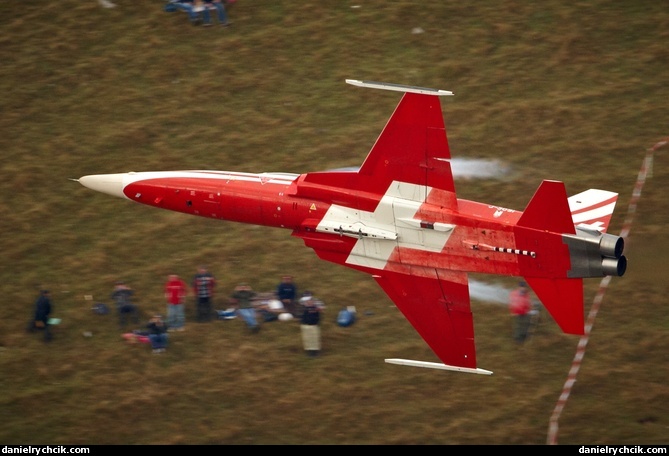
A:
316,181,455,271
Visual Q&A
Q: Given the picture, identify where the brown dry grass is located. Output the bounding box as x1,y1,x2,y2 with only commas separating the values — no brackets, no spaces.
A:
0,0,667,445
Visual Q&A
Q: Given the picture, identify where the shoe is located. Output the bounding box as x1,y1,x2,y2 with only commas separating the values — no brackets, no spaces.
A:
167,328,176,332
152,349,162,354
202,22,213,27
220,22,231,27
177,327,185,332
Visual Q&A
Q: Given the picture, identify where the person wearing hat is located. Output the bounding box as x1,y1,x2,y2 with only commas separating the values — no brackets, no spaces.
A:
508,281,533,343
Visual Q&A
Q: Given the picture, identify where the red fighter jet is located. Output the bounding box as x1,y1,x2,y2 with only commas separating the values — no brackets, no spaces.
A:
77,80,626,375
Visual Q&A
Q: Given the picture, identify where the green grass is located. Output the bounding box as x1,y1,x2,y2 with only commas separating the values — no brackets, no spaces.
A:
1,0,668,445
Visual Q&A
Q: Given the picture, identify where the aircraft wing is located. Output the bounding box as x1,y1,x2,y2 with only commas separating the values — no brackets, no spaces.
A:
372,269,477,370
294,82,488,373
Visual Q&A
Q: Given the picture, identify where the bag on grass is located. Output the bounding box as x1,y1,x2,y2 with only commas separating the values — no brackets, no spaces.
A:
337,307,356,327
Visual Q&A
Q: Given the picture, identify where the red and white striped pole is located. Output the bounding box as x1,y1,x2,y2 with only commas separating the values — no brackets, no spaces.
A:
546,138,666,445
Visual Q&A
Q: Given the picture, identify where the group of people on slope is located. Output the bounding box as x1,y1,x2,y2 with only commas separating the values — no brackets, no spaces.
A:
29,267,324,356
27,275,533,357
210,274,324,356
128,269,324,356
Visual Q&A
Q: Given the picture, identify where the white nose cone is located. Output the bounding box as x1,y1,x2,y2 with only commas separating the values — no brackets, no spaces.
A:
78,173,128,199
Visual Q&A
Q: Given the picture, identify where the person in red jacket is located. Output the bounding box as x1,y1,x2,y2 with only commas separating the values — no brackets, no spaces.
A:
508,281,533,343
165,274,188,331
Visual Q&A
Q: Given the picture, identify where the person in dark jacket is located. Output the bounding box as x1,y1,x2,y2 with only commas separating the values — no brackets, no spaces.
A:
111,281,139,328
300,292,323,357
28,290,53,342
192,266,216,322
276,275,297,316
147,314,168,353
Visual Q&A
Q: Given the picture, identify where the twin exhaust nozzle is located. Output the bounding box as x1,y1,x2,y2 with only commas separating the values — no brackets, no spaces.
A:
565,229,626,278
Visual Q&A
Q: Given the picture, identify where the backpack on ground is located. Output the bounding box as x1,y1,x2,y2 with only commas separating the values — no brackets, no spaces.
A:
337,306,356,327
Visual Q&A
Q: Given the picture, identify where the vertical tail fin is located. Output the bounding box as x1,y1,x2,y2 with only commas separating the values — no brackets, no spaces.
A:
517,180,584,335
517,180,575,234
568,188,618,233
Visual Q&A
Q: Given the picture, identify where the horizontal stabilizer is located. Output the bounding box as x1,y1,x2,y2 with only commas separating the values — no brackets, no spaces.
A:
385,358,493,375
568,188,618,233
525,276,585,335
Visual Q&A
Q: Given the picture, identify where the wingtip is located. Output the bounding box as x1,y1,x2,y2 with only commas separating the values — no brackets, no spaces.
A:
385,358,493,375
345,79,453,96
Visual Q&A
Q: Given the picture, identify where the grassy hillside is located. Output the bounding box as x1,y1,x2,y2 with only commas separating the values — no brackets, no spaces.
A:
0,0,667,445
